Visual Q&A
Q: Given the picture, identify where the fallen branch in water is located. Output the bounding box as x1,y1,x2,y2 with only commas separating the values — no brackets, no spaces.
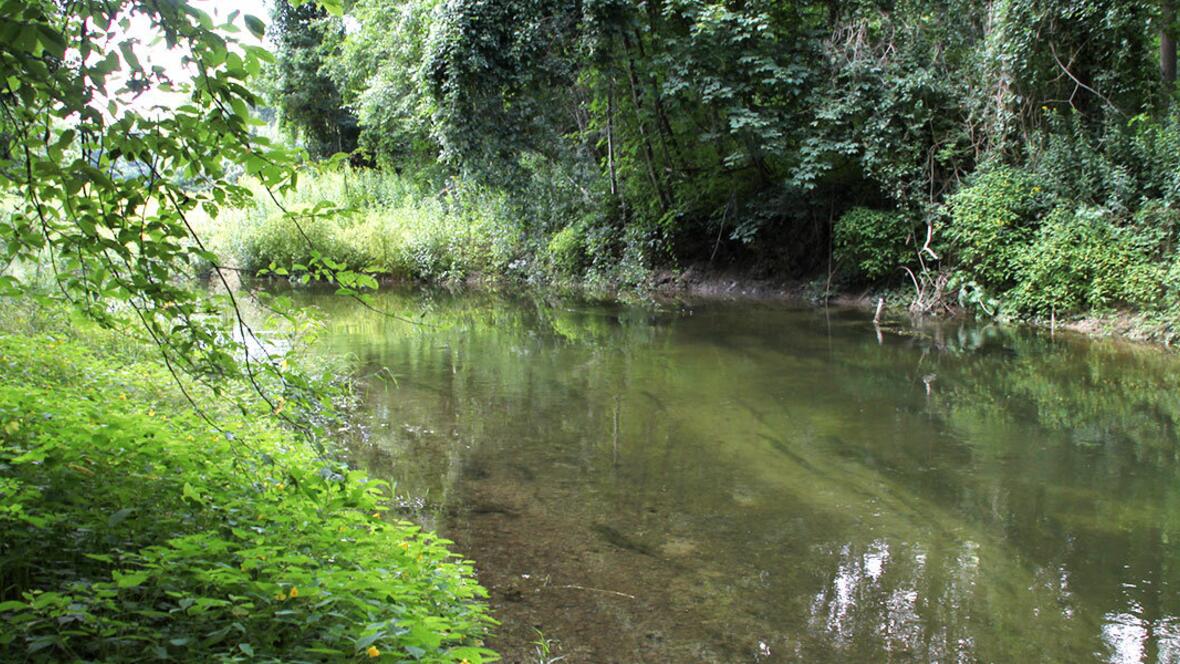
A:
547,584,637,600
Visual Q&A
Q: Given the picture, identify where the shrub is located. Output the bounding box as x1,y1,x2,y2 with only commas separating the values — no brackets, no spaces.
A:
1126,200,1180,259
1028,112,1180,215
0,330,496,662
201,170,525,285
236,212,365,275
545,224,587,277
1165,256,1180,309
833,207,915,282
1008,205,1163,315
944,165,1046,290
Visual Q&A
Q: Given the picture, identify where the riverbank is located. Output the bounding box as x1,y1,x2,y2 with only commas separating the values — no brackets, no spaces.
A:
241,261,1180,354
194,164,1180,350
376,265,1180,351
0,302,496,662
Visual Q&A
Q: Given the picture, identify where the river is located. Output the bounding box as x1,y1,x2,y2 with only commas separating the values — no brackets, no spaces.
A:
296,288,1180,663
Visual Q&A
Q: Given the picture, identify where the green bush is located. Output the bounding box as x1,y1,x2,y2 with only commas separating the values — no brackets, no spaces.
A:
1126,200,1180,259
1008,206,1163,315
1165,256,1180,309
0,330,496,662
193,165,662,290
833,207,915,282
945,166,1046,290
236,212,365,275
1029,112,1180,215
200,169,524,284
544,224,587,277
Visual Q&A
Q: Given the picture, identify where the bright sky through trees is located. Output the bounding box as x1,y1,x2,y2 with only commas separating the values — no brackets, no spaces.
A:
114,0,269,110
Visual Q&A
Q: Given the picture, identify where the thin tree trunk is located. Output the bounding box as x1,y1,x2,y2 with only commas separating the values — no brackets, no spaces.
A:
1164,1,1177,83
622,48,670,211
607,77,618,197
632,26,684,173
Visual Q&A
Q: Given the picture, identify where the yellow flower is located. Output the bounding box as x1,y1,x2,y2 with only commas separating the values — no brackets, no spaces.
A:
147,409,155,417
366,646,380,658
118,393,127,400
399,542,409,550
288,586,298,598
275,592,286,601
371,512,381,519
460,659,470,664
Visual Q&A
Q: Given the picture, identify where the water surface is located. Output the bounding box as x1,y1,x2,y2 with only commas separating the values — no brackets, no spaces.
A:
302,289,1180,663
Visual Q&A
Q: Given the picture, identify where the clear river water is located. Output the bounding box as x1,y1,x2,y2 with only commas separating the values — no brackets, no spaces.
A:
297,288,1180,663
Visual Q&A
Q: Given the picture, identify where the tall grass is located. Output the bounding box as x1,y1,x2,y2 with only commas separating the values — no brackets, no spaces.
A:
196,168,523,283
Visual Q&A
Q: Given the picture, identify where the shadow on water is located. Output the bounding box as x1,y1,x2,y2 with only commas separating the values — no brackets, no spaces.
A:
290,288,1180,663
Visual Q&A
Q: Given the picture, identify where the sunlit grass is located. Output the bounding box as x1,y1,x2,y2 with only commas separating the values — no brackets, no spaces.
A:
193,168,522,283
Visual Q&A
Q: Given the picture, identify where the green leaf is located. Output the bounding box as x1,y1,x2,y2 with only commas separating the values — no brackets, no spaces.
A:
244,15,265,39
118,41,141,71
107,507,135,528
28,637,56,653
355,632,383,649
113,570,151,588
182,482,206,505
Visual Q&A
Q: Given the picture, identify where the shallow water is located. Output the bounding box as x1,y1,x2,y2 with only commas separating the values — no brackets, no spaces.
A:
301,288,1180,663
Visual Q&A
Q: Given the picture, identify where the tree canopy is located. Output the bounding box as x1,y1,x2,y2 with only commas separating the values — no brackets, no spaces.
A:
264,0,1178,291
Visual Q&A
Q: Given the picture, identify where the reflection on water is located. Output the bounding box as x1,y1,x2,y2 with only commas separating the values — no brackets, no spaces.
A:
293,288,1180,663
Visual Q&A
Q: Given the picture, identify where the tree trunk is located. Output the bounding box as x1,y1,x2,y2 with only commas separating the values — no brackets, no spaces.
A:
632,26,685,174
1164,1,1177,83
607,77,618,197
622,46,670,212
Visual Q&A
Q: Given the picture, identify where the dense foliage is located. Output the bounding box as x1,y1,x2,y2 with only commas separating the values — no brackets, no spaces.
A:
265,0,359,158
2,0,1179,657
0,0,499,659
0,310,496,661
259,0,1180,321
197,168,517,282
834,208,917,282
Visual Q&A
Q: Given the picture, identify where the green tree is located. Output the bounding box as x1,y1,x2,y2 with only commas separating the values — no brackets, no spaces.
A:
260,0,1180,306
0,0,375,435
267,0,359,158
321,0,439,168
